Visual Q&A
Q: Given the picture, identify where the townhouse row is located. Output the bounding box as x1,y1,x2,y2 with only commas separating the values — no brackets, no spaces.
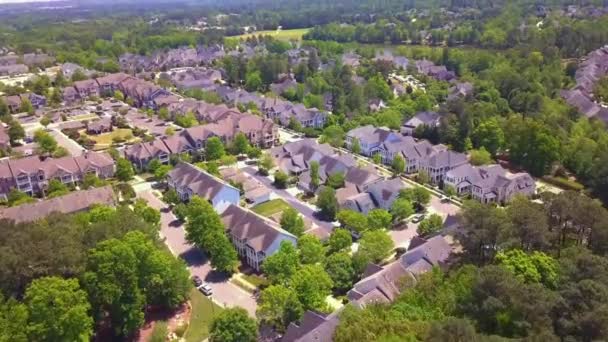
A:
124,111,278,170
0,151,115,199
345,125,535,204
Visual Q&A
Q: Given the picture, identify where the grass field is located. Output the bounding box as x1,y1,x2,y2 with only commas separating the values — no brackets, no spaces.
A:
85,128,136,147
251,198,291,217
184,288,223,342
228,28,310,42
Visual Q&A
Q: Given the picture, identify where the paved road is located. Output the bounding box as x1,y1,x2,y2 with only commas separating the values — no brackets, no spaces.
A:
137,190,258,317
240,166,335,235
49,128,85,156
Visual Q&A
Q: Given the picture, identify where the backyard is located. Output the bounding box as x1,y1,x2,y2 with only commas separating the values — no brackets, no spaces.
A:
251,198,291,217
83,128,138,148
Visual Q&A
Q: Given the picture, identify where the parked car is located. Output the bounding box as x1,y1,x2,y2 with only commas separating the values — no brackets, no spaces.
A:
192,275,202,287
198,283,212,296
411,214,425,223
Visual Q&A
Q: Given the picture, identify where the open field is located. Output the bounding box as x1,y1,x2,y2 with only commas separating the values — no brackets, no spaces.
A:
84,128,137,147
228,28,310,42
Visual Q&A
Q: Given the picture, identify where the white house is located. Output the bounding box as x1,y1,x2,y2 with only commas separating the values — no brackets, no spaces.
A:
167,162,240,213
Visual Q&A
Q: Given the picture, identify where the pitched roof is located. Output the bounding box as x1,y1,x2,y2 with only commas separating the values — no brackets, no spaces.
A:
0,186,115,223
282,310,340,342
221,204,296,253
168,162,237,201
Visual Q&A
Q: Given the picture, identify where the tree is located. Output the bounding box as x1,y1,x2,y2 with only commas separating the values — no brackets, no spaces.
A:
71,69,87,82
327,172,345,189
164,127,175,136
328,228,352,254
418,214,444,236
457,200,511,264
205,137,225,161
320,125,345,148
262,240,300,285
471,118,504,155
154,165,172,182
258,153,274,176
185,197,238,273
417,170,431,184
40,116,51,128
298,235,325,265
245,71,263,92
147,159,162,173
367,209,392,230
113,90,125,101
20,98,34,115
351,137,361,155
231,132,250,155
46,179,69,198
273,170,289,189
391,155,406,176
84,238,145,337
49,88,62,107
444,185,457,198
495,249,558,288
324,252,355,294
337,210,369,234
34,130,58,155
310,161,320,191
373,153,382,165
505,195,552,251
354,230,394,272
390,198,415,223
210,307,257,342
8,120,25,145
400,186,431,208
158,107,170,121
82,173,107,189
291,264,333,311
287,116,302,132
469,148,493,166
24,277,93,342
0,294,29,342
365,73,392,101
257,284,303,332
116,158,134,181
7,188,35,206
280,208,305,237
427,317,480,342
317,187,338,221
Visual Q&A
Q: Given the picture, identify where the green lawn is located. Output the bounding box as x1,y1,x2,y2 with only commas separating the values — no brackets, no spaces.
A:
85,128,137,147
228,28,310,42
184,288,223,342
242,273,269,288
251,199,291,217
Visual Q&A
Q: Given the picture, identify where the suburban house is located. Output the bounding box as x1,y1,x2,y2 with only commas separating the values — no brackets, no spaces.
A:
270,75,298,95
282,310,340,342
86,118,113,135
447,82,474,101
1,93,46,113
345,125,401,156
62,87,80,104
401,111,441,136
0,152,115,199
73,79,101,99
95,73,132,95
0,186,115,223
170,68,223,90
347,235,452,307
0,55,18,66
0,64,28,76
0,126,10,151
167,162,240,212
118,77,170,109
341,52,361,68
124,139,172,170
262,98,327,129
444,163,536,204
221,204,297,271
340,178,406,214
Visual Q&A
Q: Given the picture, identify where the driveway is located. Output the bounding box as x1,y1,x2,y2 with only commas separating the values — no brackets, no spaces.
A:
49,128,84,156
240,166,335,236
137,190,257,317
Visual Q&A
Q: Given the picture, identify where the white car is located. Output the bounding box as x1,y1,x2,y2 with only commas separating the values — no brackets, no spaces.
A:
197,283,212,296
